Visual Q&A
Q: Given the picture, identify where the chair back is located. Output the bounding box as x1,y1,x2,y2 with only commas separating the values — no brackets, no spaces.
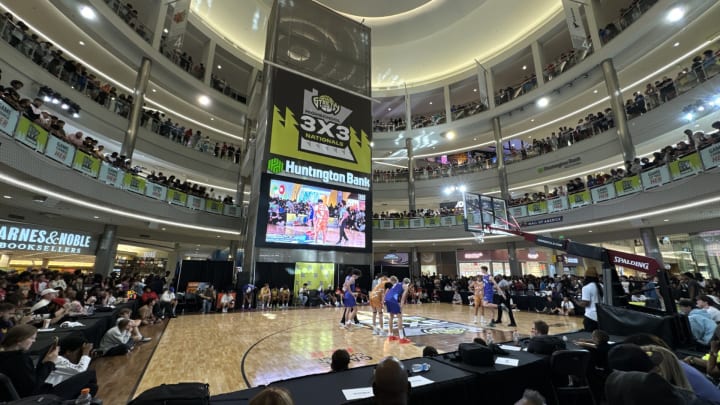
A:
551,350,592,382
0,372,20,401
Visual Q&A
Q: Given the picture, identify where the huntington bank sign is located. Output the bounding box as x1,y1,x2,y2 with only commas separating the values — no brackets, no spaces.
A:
0,222,95,254
267,157,371,189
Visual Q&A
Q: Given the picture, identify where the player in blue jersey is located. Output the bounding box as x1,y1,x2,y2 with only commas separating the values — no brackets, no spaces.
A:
480,266,500,327
340,268,362,329
385,276,411,343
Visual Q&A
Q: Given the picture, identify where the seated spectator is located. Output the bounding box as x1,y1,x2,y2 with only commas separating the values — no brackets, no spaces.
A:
605,370,692,405
678,298,716,346
514,389,546,405
199,285,216,314
422,346,439,357
249,387,294,405
0,324,95,400
44,334,98,397
138,298,160,325
159,288,177,318
99,318,134,356
559,296,575,316
220,290,235,313
330,349,350,372
642,345,693,391
536,295,560,315
526,320,566,355
372,356,410,405
116,308,151,343
696,295,720,323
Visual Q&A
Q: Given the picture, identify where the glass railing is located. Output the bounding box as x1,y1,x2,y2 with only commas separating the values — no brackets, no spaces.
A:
0,16,240,165
451,101,488,121
372,141,719,230
373,43,720,183
495,75,538,106
102,0,154,44
0,98,243,218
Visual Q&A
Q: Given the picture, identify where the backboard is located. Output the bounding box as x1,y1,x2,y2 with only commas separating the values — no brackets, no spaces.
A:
463,192,510,235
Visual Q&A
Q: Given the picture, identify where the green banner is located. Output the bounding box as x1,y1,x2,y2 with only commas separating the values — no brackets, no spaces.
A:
167,189,188,206
123,173,146,194
394,218,409,228
71,150,101,177
614,175,642,196
372,219,380,229
568,190,591,208
14,116,48,152
527,201,548,216
424,217,441,227
669,152,702,180
206,200,224,214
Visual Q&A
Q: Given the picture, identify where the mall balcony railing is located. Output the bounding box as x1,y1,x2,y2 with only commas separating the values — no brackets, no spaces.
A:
0,102,244,218
102,0,154,45
372,141,720,231
372,45,720,184
600,0,658,45
0,17,241,165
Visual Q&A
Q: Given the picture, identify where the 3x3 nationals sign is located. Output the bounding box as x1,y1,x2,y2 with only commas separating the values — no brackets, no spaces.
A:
268,68,372,175
0,222,95,254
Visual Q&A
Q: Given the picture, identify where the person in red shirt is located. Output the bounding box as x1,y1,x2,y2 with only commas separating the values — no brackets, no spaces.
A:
141,287,159,317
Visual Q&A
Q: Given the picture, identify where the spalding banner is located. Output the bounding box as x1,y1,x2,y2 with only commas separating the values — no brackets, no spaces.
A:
268,68,372,175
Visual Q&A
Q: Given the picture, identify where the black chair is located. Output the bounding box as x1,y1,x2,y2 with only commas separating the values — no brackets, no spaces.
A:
0,372,19,401
307,290,321,307
550,350,596,405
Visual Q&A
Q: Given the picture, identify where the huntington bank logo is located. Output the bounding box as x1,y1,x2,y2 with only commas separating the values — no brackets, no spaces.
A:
312,94,341,115
267,158,284,174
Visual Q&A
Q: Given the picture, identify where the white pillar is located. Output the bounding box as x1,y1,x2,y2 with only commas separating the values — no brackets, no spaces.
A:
151,2,167,50
585,0,603,52
203,39,216,86
531,41,545,85
443,85,452,123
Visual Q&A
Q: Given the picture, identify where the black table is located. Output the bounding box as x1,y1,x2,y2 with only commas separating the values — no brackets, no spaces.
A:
210,357,475,405
434,348,556,404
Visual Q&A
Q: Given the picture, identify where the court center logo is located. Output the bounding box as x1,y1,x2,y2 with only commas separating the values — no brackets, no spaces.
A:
267,158,284,174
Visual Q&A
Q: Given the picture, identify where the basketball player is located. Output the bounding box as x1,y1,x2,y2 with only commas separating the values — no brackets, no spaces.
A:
242,283,256,309
278,285,291,308
480,266,500,327
259,284,271,310
340,269,362,329
369,275,390,335
314,198,329,244
385,277,411,343
470,275,485,325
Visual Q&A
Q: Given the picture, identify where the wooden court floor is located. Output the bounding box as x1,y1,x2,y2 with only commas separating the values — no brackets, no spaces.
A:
109,303,582,400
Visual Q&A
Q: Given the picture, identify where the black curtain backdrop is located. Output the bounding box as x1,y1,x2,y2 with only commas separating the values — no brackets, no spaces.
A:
178,260,234,292
377,265,410,282
337,264,372,292
254,262,298,292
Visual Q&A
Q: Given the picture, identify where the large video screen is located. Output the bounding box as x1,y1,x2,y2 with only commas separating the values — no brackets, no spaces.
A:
258,174,370,251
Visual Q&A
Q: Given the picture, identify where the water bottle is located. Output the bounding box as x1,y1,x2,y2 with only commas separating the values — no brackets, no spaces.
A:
75,388,92,405
486,330,494,344
512,330,520,345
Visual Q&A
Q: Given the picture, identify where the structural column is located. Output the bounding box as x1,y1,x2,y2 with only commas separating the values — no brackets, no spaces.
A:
202,39,216,86
531,41,545,85
150,1,167,50
639,227,666,270
166,242,181,277
410,247,420,278
120,57,152,160
585,0,604,52
443,85,452,123
236,175,246,208
601,59,636,162
94,225,118,277
404,85,412,131
406,137,416,212
493,117,522,277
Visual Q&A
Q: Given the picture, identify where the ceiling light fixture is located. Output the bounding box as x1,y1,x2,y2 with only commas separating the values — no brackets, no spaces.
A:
666,7,685,22
151,89,157,93
593,89,598,94
370,141,374,147
93,215,100,219
473,88,477,92
429,101,433,105
387,107,392,111
2,195,11,199
217,65,222,69
79,5,96,20
522,65,527,70
78,40,85,46
198,95,211,106
536,97,549,108
446,131,456,140
163,28,169,34
673,42,680,47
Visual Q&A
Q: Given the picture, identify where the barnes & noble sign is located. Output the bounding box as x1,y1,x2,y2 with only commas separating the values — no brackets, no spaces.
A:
0,222,96,254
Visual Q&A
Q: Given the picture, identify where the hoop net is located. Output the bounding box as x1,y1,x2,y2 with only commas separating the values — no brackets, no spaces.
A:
472,231,485,244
